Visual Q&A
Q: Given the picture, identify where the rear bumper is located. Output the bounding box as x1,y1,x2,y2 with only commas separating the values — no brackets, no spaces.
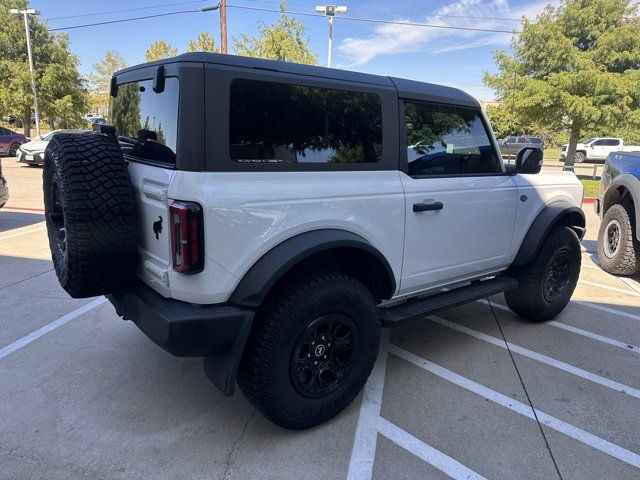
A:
107,282,254,395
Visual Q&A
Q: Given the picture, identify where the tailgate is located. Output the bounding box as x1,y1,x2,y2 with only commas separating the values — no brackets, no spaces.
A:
127,161,174,297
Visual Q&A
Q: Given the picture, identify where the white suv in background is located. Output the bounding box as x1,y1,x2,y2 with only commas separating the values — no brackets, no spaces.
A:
561,137,640,163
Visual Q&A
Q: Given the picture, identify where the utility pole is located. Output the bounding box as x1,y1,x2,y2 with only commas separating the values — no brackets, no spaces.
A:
220,0,228,53
10,8,41,138
315,5,347,68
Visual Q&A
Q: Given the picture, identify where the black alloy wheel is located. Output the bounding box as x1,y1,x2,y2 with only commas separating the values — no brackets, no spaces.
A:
290,313,358,398
542,249,571,303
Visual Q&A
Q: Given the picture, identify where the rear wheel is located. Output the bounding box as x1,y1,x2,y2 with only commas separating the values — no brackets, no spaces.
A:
597,204,640,275
237,270,380,429
43,133,138,298
505,226,581,321
9,143,20,157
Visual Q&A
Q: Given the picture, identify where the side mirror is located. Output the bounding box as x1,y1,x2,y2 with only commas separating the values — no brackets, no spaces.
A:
515,147,543,174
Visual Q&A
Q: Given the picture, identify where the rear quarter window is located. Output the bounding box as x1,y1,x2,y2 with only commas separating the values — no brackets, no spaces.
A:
109,77,179,165
229,79,382,164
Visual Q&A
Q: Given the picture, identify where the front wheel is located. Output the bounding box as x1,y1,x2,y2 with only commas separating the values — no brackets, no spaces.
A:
505,226,581,321
596,204,640,275
9,143,20,157
237,270,380,429
574,151,586,163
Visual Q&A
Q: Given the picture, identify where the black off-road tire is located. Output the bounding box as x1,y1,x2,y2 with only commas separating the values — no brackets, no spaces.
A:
9,143,20,157
597,204,640,276
43,133,138,298
237,270,380,430
505,226,581,321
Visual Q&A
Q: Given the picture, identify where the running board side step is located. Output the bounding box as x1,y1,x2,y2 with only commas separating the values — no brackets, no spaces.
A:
380,276,518,328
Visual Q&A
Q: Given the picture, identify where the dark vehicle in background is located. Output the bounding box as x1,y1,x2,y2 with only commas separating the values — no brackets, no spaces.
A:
595,151,640,275
0,127,27,157
498,135,544,158
0,159,8,209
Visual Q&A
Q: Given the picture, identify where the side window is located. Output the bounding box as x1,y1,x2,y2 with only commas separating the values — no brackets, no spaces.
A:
505,136,516,144
517,136,527,144
109,77,179,164
593,139,606,146
404,101,502,177
530,137,542,144
0,128,6,135
607,139,621,146
229,79,382,164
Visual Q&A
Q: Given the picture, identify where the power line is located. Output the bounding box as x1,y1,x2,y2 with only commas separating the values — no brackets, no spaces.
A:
45,0,209,21
46,2,521,35
48,9,204,32
227,4,521,34
43,0,529,26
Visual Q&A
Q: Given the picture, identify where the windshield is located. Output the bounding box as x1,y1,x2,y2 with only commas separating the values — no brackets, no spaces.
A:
42,131,57,141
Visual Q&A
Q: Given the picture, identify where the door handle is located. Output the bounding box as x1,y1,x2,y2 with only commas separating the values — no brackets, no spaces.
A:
413,201,443,212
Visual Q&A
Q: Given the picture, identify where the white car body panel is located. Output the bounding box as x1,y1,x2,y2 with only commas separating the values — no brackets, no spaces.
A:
399,173,518,294
128,158,584,306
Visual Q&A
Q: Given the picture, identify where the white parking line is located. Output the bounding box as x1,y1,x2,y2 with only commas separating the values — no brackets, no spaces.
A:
430,316,640,399
583,252,640,295
579,279,640,296
547,321,639,353
0,226,46,241
389,344,640,469
378,418,487,480
572,301,640,322
0,297,106,360
347,331,389,480
480,299,640,349
348,333,488,480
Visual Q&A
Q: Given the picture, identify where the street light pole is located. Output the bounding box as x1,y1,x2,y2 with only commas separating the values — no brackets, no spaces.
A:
315,5,347,68
10,8,41,138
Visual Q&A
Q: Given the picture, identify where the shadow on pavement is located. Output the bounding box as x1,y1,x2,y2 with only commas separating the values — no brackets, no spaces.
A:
0,210,45,233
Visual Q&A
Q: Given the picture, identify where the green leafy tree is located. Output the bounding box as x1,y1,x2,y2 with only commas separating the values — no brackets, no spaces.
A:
88,50,126,116
0,0,88,135
187,32,217,52
144,40,178,62
484,0,640,169
233,1,317,65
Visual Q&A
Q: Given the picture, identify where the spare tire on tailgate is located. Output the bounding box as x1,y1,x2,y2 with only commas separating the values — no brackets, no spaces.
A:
43,133,138,298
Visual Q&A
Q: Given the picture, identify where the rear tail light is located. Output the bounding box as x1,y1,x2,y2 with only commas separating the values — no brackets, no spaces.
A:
169,201,204,274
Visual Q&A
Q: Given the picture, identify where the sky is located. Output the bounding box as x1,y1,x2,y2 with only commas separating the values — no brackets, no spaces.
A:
30,0,556,101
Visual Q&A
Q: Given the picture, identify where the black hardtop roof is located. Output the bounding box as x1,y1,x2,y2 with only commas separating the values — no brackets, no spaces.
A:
115,52,480,108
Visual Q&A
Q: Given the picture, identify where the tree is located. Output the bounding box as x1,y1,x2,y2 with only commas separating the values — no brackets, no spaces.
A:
233,1,317,65
187,32,217,53
0,0,88,135
484,0,640,170
144,41,177,62
87,51,126,116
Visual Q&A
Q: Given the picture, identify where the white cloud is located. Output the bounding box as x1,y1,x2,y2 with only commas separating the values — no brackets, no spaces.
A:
338,0,555,66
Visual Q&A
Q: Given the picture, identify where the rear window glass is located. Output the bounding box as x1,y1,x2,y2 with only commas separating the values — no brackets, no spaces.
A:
229,79,382,164
109,77,179,164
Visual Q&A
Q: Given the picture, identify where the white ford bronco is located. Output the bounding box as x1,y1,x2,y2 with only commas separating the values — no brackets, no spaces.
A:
43,53,585,430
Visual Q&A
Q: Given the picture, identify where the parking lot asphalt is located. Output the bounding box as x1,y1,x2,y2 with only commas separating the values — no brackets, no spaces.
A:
1,157,639,480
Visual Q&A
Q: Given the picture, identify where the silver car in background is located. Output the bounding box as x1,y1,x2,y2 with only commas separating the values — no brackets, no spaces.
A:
17,129,88,167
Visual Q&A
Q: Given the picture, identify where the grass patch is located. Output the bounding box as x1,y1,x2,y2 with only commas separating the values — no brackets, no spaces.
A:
544,148,562,160
577,176,600,197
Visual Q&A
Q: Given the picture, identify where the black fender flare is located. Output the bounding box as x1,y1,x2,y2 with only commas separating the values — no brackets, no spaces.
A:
228,229,396,307
512,203,585,267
